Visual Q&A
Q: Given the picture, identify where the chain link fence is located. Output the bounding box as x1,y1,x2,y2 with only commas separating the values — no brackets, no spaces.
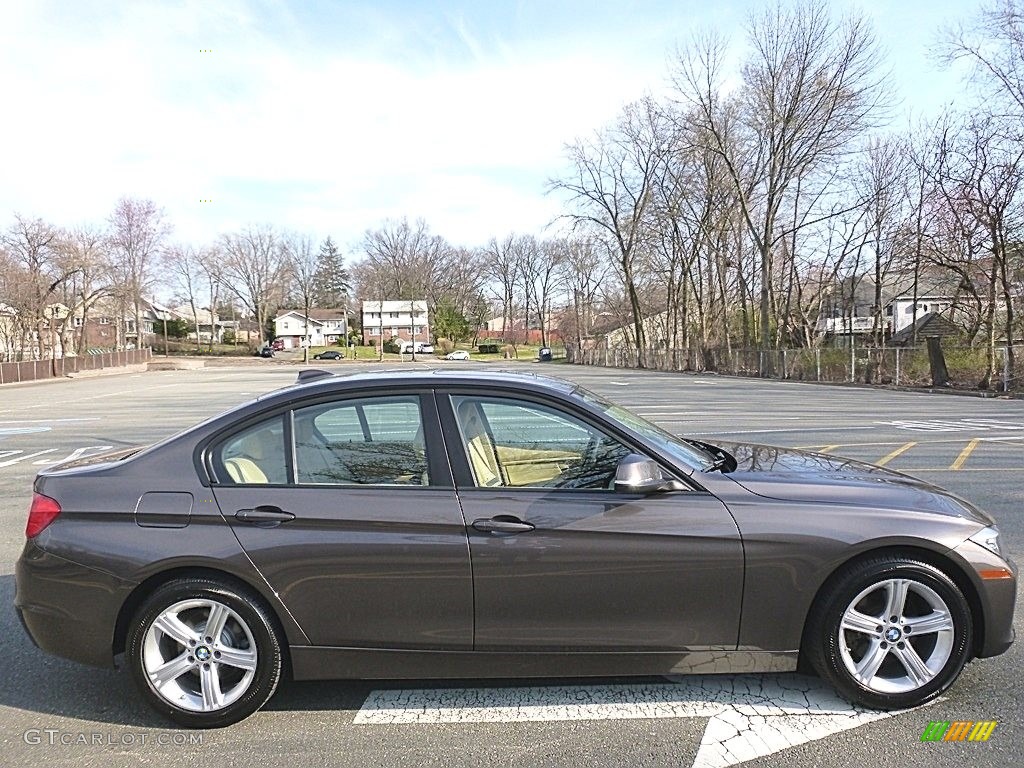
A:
566,344,1024,393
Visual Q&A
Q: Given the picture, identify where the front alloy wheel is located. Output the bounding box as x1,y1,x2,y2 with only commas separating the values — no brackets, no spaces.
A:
128,578,283,727
807,557,972,710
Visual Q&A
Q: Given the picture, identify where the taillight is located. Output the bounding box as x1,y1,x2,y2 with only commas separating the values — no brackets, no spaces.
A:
26,493,61,538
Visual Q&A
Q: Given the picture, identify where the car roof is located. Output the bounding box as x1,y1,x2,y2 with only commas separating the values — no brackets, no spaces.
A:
263,367,578,402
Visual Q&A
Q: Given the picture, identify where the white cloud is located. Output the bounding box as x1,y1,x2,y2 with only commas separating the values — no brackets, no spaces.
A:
0,0,972,253
0,1,668,250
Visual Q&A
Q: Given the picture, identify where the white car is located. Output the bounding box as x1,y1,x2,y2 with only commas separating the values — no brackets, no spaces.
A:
444,350,470,360
398,341,434,354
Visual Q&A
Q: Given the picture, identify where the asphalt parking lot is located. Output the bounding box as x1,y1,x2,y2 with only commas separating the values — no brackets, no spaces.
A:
0,361,1021,767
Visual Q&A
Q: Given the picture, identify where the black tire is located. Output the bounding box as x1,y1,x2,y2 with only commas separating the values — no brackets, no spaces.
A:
127,577,283,728
806,556,972,710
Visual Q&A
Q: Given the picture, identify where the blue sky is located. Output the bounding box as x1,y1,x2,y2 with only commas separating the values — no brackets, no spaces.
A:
0,0,978,254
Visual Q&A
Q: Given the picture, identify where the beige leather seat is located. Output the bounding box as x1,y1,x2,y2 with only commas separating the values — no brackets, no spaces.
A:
456,400,502,487
223,430,273,484
223,457,268,484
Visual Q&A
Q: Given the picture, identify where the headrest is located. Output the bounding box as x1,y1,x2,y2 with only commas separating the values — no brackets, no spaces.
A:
237,429,274,461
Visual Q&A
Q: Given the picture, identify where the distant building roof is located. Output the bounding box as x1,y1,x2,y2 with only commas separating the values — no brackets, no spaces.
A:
306,308,347,321
889,312,961,346
275,308,347,324
361,300,427,312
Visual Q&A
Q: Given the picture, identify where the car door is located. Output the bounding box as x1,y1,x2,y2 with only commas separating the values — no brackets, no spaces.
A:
208,391,473,650
440,391,743,652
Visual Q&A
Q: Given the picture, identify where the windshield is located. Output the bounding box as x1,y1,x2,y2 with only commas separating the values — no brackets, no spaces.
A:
574,386,718,471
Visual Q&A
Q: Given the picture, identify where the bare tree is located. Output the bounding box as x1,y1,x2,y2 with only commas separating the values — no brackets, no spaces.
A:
559,236,609,350
220,225,289,347
551,97,670,362
943,0,1024,116
108,197,170,350
49,224,112,356
2,214,72,361
197,246,223,351
285,233,319,364
931,115,1023,388
482,234,519,340
857,137,913,347
673,2,889,366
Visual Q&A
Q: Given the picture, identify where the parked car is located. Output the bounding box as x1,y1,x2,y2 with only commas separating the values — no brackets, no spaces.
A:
271,339,285,351
312,350,343,360
15,370,1015,728
445,350,470,360
255,346,273,358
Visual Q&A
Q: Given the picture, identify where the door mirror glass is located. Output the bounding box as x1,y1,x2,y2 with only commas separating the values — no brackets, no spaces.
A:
614,453,670,494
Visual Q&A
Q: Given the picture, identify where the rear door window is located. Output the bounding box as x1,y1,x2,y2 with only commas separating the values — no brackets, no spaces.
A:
293,395,429,485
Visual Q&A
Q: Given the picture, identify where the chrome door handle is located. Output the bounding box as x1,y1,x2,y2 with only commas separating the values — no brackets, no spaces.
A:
472,515,535,534
235,506,296,527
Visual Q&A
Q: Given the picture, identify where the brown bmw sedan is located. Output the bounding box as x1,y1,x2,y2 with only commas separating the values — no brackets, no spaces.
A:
15,370,1016,727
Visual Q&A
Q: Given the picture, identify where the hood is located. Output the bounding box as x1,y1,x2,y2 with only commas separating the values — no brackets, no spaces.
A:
714,442,994,525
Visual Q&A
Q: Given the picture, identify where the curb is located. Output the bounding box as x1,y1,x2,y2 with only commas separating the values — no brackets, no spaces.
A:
66,363,150,379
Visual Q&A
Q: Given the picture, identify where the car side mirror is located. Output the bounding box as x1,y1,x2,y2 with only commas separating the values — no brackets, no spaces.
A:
614,453,674,494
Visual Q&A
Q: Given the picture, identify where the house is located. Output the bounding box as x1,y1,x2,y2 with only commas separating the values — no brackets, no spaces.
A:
64,297,170,352
171,306,235,344
274,309,348,349
888,312,961,346
601,310,694,350
361,300,429,345
818,267,965,342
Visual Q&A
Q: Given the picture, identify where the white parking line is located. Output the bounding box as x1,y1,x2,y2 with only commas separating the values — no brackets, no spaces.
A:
355,676,908,768
880,418,1024,432
0,449,57,467
0,427,51,437
0,418,100,424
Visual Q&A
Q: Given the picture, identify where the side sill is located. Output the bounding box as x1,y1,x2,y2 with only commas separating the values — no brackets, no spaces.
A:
288,647,798,681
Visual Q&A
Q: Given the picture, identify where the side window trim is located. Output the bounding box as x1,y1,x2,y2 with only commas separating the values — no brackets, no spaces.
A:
284,409,297,485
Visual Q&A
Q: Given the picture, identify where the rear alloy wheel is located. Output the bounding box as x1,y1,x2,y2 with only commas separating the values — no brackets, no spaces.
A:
127,578,283,727
807,557,972,710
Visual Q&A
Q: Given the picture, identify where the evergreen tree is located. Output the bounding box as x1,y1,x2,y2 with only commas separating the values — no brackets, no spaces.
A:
312,236,351,308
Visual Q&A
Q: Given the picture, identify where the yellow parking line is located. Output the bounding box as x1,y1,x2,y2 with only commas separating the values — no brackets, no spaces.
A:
950,438,981,471
876,442,917,466
819,445,839,453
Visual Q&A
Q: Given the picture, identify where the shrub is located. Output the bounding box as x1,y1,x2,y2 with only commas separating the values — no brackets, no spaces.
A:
382,337,402,354
436,338,455,355
502,344,518,359
943,346,993,386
